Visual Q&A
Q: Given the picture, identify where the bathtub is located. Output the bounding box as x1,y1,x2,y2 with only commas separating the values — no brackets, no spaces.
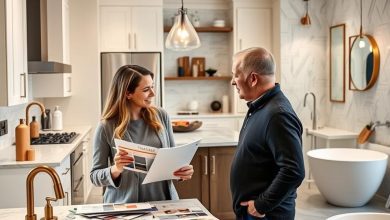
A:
327,212,390,220
307,148,388,207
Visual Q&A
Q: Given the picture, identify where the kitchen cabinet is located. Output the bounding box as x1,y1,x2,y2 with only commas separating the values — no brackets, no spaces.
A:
0,155,71,208
232,1,274,114
0,0,28,106
31,73,72,98
174,147,236,220
82,133,92,204
99,4,163,52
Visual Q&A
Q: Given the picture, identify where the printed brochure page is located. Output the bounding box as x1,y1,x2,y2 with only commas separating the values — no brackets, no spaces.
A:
114,139,201,184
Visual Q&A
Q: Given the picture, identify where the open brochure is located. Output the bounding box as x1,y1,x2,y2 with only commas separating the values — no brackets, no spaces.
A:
73,202,155,215
114,139,201,184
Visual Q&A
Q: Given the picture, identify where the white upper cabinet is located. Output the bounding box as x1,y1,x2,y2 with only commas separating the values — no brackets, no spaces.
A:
99,1,163,52
0,0,28,106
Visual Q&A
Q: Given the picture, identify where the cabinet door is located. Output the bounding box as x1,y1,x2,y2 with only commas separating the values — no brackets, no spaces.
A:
56,155,72,206
173,148,209,209
1,0,28,106
131,7,163,51
209,147,236,220
100,6,131,52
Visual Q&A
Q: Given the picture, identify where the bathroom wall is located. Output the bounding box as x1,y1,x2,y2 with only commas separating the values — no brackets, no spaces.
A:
280,0,390,200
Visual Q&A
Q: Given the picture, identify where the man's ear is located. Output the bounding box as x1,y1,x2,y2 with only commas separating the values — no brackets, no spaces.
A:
250,72,259,87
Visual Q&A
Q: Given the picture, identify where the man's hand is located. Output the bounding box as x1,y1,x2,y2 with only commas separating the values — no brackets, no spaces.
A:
240,200,265,218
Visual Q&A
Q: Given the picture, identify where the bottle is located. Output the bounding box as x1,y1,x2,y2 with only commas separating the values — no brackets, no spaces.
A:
41,109,51,130
52,106,63,131
16,119,30,161
30,116,40,139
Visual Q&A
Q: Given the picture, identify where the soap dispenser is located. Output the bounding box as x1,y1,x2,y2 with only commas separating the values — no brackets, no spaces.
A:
52,106,63,131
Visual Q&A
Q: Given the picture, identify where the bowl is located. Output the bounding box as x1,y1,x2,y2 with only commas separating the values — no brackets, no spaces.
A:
172,121,202,132
205,69,217,77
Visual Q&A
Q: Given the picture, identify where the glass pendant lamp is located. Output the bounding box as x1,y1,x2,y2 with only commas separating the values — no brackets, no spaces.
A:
165,0,201,51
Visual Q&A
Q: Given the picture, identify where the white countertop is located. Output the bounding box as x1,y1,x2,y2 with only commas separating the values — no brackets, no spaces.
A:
0,126,91,169
0,199,215,220
173,127,239,147
306,127,358,140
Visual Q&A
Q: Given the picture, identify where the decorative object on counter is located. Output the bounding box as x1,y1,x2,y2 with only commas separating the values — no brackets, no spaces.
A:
222,95,229,113
16,119,30,161
172,120,202,132
358,121,390,144
52,106,63,131
187,100,199,112
25,165,64,220
210,100,222,112
26,148,35,161
213,19,225,27
300,0,311,26
349,0,380,91
191,57,205,77
30,116,40,139
190,10,200,27
25,101,46,126
165,0,201,51
177,111,199,115
192,64,198,77
205,68,217,77
41,109,52,130
177,56,190,77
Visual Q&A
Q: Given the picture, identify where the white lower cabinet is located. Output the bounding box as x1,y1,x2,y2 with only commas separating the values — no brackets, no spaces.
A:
31,73,72,97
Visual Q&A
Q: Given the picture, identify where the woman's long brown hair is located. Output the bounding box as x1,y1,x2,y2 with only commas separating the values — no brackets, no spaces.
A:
102,65,162,139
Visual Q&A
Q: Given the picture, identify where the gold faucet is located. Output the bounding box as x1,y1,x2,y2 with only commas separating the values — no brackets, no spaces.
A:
26,165,65,220
26,101,46,125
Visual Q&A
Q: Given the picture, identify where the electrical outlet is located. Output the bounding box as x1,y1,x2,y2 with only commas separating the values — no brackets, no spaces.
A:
0,120,8,136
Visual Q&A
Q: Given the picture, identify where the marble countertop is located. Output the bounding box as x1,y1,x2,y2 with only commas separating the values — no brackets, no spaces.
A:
0,199,215,220
173,127,239,147
0,126,91,169
306,127,358,140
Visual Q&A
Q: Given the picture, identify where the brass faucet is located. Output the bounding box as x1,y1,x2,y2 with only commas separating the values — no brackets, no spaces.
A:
26,101,46,125
26,165,65,220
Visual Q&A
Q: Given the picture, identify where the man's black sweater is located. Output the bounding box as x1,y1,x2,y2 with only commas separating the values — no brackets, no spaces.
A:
230,84,305,219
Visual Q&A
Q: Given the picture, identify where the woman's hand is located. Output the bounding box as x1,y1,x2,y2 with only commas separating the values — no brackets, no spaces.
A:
111,148,134,179
173,165,194,181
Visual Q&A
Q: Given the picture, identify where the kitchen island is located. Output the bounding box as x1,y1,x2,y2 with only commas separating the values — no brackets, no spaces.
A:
173,127,239,147
0,199,216,220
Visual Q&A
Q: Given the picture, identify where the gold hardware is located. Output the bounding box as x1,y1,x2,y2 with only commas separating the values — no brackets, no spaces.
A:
25,165,65,220
26,101,46,125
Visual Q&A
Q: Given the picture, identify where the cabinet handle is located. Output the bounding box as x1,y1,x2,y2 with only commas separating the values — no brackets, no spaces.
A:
211,155,216,175
204,155,208,175
128,33,132,49
67,76,72,93
62,167,70,175
239,39,242,50
134,33,137,50
73,175,84,193
20,73,26,98
64,191,69,205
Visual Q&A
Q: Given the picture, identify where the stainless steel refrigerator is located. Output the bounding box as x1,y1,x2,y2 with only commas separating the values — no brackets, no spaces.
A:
101,52,162,110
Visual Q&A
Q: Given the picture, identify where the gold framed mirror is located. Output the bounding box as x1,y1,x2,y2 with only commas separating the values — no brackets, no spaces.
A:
349,34,380,91
330,24,345,102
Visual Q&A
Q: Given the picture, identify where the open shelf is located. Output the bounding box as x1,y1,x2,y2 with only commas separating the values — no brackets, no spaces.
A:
165,76,231,81
164,26,233,33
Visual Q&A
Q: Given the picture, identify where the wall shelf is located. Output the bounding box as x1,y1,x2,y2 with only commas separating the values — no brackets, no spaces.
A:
164,26,233,33
165,76,231,81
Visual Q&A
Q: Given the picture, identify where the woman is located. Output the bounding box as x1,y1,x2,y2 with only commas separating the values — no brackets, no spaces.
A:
90,65,193,203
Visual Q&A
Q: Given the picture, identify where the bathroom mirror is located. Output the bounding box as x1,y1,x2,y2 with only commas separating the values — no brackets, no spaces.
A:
349,34,380,91
330,24,345,102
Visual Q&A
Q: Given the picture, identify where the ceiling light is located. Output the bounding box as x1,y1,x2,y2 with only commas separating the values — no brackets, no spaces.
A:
165,0,201,51
300,0,311,26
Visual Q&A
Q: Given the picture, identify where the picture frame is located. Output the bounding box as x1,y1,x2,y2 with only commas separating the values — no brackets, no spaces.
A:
329,24,346,102
191,57,205,77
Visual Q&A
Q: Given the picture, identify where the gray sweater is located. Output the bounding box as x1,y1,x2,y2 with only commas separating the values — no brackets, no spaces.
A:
90,108,179,203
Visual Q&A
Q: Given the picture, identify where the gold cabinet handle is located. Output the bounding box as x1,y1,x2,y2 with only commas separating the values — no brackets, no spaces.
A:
204,155,208,175
128,33,132,49
211,155,216,175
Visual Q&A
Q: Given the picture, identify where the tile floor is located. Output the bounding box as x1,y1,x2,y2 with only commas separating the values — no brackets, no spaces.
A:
86,182,390,219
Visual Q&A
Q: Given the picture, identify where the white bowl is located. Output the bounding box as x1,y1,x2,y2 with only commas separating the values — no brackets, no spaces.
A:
327,212,390,220
213,20,225,27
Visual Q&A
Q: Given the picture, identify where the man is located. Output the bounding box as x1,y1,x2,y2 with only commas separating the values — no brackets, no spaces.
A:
230,47,305,220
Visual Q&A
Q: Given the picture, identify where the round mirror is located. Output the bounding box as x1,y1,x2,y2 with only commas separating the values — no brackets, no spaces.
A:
350,35,380,90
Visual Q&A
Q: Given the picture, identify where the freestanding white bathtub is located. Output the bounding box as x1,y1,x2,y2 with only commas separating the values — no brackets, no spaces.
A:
307,148,388,207
327,212,390,220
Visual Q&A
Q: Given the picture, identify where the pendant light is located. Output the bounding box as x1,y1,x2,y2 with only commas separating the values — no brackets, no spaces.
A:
300,0,311,26
358,0,366,48
165,0,201,51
